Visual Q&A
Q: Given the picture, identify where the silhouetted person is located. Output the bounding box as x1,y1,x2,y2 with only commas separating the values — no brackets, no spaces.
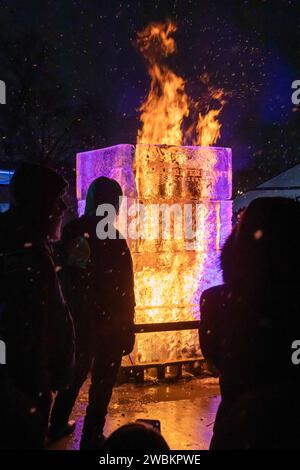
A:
0,163,75,449
49,177,135,449
100,422,170,452
199,197,300,449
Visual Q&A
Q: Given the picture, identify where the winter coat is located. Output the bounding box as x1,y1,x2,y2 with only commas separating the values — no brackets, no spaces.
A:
199,282,300,441
57,214,135,357
0,210,75,395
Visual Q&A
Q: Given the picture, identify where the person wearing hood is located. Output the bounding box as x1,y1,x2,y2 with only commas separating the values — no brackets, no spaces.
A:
0,162,75,449
49,176,135,450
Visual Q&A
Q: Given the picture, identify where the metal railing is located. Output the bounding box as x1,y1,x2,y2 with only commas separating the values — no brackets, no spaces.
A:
134,320,200,334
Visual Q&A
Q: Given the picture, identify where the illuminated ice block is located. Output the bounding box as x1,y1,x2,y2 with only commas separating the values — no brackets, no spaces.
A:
77,144,232,363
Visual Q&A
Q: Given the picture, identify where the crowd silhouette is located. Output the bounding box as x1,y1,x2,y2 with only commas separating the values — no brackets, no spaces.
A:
1,162,300,450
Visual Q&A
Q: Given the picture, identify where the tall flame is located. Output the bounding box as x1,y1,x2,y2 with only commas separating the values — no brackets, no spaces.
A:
137,22,189,145
137,21,225,147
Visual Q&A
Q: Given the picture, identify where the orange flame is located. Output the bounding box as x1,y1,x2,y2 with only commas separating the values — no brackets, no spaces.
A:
193,76,226,146
137,21,225,147
137,21,189,146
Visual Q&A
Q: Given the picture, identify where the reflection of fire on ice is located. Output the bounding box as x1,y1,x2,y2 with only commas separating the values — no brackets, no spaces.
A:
76,21,232,364
77,144,232,363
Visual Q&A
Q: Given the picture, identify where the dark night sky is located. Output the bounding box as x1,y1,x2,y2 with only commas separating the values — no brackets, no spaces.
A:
1,0,300,193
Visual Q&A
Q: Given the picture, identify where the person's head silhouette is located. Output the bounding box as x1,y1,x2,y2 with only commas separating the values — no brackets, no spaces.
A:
233,197,300,286
84,177,123,217
9,162,68,240
100,422,170,452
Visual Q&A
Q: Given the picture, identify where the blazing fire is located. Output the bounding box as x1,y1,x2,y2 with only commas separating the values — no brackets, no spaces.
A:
132,21,228,363
136,21,225,148
136,22,189,146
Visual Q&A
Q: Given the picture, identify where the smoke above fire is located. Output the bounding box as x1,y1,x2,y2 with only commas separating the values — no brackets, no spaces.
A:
136,21,226,147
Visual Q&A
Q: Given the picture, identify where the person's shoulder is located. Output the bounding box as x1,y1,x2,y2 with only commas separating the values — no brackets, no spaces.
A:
200,283,229,311
201,284,227,300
